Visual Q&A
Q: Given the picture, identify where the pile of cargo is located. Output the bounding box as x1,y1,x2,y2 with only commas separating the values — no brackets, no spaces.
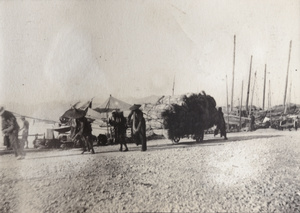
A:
141,95,186,137
160,92,228,142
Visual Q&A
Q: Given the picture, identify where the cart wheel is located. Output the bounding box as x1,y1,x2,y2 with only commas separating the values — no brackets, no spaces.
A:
172,137,180,144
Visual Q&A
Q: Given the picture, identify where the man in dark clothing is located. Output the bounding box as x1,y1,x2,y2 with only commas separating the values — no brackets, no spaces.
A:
216,107,228,140
250,113,255,131
73,116,95,154
0,107,25,160
3,135,11,150
109,111,128,152
128,104,147,151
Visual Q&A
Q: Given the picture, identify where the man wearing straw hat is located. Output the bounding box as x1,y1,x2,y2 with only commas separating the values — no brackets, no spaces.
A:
128,104,147,151
0,106,25,160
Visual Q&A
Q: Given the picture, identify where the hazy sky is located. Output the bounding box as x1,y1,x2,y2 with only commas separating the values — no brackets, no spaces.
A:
1,0,299,109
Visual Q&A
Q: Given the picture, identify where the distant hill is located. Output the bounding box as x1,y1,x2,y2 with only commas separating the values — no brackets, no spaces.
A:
5,101,72,122
123,95,163,105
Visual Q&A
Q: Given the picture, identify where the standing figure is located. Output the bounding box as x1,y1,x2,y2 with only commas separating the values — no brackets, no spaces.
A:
20,116,29,149
0,107,25,160
32,134,39,148
3,135,11,150
109,111,118,144
250,113,255,131
216,107,228,140
128,104,147,151
73,116,95,154
294,117,298,131
109,111,128,152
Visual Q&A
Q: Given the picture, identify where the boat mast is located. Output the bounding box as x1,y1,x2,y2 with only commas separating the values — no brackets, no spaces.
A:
226,75,229,130
246,55,253,115
268,79,272,125
239,81,243,131
249,71,257,115
284,40,292,114
106,95,111,136
172,76,175,96
231,35,236,111
262,64,267,110
287,75,293,111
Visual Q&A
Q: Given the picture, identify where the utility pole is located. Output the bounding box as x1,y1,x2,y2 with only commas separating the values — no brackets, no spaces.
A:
284,40,292,114
262,64,267,110
246,55,253,115
231,35,236,111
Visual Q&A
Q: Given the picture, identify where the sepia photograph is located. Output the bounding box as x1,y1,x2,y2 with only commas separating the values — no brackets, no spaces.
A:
0,0,299,212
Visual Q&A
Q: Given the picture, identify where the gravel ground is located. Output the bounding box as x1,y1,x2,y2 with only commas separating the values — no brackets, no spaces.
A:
0,129,300,213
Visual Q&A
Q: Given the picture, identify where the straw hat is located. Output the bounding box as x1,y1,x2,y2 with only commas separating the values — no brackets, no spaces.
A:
129,104,141,111
0,106,5,116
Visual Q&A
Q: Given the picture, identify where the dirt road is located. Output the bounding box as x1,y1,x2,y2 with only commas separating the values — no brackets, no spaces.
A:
1,129,300,212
